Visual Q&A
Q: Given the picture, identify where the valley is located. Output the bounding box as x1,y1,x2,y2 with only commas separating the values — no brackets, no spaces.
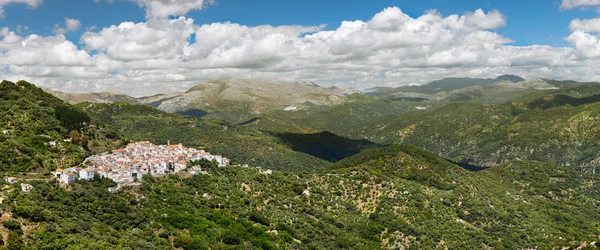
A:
1,78,599,249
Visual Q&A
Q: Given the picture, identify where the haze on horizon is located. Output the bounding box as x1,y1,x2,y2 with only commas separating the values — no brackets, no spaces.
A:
1,0,600,96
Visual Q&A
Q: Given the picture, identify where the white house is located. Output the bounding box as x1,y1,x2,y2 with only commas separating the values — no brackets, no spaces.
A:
4,177,17,184
52,168,64,178
78,168,95,181
189,166,202,175
49,141,57,147
21,183,33,192
60,172,76,185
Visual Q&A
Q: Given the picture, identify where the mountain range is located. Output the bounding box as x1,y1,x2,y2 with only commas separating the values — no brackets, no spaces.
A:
2,77,600,249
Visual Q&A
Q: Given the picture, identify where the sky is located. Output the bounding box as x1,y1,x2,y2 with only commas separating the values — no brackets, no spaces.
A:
1,0,600,96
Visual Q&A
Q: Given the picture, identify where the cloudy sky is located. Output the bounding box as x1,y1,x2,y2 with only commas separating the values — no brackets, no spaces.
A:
1,0,600,96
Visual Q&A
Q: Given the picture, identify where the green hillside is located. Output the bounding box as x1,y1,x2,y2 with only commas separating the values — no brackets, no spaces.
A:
251,92,600,170
80,102,330,172
344,98,600,168
0,80,121,172
3,145,598,249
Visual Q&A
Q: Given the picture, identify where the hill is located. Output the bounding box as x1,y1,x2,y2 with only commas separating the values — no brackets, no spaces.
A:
3,144,598,249
275,131,382,162
245,94,428,134
46,90,140,105
0,80,122,172
80,102,332,172
367,76,599,104
141,79,349,122
48,79,352,123
250,91,600,170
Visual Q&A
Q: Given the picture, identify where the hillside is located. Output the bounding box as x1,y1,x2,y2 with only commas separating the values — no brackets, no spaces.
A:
246,94,429,134
0,80,122,172
48,79,352,123
46,90,140,105
367,76,597,104
80,102,331,172
250,92,600,170
140,79,350,122
3,144,598,249
340,99,600,169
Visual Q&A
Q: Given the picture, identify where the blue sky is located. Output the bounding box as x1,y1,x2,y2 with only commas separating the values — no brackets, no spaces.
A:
1,0,600,95
3,0,598,47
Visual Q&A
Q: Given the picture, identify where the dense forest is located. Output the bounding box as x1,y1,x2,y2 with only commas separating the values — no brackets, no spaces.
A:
1,81,600,249
2,145,598,249
0,80,121,172
250,91,600,171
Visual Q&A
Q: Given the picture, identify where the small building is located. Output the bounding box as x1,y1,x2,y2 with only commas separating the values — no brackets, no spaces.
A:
259,169,273,175
79,168,95,181
52,168,64,178
4,177,17,184
20,183,33,192
189,166,202,175
49,141,57,147
108,186,121,193
60,172,77,185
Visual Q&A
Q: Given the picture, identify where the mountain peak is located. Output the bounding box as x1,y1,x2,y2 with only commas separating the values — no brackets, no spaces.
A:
495,74,525,83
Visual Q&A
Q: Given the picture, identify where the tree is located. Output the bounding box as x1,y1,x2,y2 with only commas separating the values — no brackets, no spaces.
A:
6,231,24,250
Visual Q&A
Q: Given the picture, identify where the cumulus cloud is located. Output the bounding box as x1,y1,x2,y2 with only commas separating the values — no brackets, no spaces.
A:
65,18,82,31
81,17,196,61
567,17,600,59
560,0,600,10
2,6,600,96
53,18,82,34
570,18,600,33
132,0,214,19
0,0,43,18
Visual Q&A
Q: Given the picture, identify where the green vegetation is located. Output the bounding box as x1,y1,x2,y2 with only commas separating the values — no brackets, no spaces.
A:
251,91,600,170
275,131,382,162
80,102,329,172
2,145,598,249
0,80,121,172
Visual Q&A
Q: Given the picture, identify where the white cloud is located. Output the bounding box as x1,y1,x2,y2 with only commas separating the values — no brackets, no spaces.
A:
53,18,82,34
570,18,600,33
65,18,82,31
566,30,600,59
81,17,196,61
0,0,43,18
567,17,600,59
2,7,600,96
132,0,214,19
560,0,600,10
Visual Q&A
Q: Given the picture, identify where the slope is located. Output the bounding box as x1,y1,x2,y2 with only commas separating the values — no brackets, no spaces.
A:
80,102,330,172
0,80,122,172
252,91,600,170
5,144,598,249
139,78,350,122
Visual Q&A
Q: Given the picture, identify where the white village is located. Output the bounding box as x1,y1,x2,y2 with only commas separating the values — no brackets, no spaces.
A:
49,141,230,191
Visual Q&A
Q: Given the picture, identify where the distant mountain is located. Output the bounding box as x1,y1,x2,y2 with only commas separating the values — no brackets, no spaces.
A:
49,79,351,122
367,76,600,104
46,90,140,104
494,74,525,83
137,79,350,122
